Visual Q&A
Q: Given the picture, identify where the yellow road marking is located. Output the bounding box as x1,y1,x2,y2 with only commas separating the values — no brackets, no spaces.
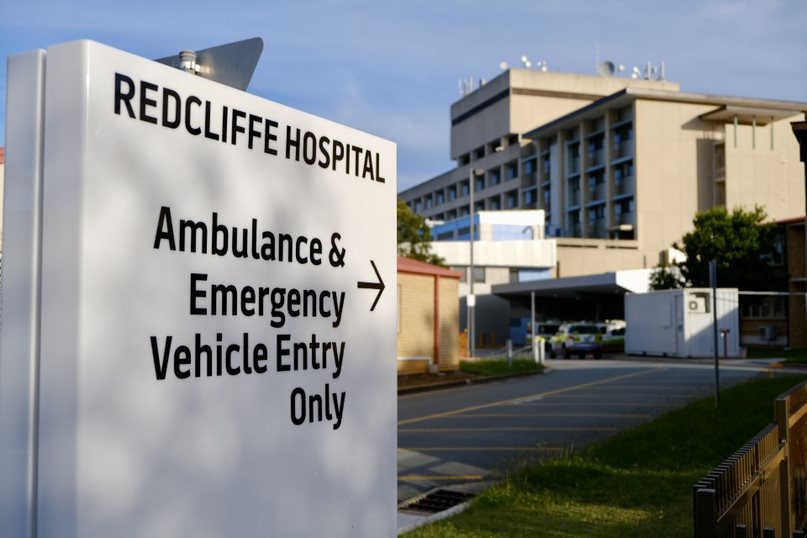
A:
433,412,651,419
398,475,488,481
515,402,671,408
402,446,567,452
398,367,661,426
400,427,618,435
400,426,618,433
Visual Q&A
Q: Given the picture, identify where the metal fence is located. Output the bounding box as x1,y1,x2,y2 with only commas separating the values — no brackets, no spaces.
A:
694,381,807,537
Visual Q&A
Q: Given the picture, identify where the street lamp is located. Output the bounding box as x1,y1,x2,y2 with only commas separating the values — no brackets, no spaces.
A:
468,167,484,359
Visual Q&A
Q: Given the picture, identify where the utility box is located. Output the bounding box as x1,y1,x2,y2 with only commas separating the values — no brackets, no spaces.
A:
625,288,740,358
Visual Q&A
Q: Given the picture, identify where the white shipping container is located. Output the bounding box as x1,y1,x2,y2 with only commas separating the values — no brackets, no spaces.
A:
625,288,740,358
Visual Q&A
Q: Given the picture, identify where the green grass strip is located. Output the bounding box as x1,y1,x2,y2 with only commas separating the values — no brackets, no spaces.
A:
404,373,807,538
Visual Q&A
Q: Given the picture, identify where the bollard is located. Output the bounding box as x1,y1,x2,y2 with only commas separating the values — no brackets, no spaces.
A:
533,336,545,365
538,337,545,365
507,339,513,367
532,336,539,363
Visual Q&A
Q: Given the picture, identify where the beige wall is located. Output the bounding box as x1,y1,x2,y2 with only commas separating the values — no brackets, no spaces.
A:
450,69,680,162
397,272,460,374
555,239,647,277
724,118,805,221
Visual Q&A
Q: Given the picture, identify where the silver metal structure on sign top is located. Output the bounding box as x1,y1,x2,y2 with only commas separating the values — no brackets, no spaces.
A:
154,37,263,91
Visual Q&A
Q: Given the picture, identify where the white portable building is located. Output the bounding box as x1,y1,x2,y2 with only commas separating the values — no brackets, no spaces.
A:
625,288,740,358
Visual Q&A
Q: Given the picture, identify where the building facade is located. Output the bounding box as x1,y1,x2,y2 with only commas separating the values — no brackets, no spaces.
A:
399,69,807,279
397,256,462,374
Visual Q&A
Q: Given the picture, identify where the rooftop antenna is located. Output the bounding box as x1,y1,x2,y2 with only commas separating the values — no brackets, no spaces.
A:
536,60,548,72
499,61,509,71
154,37,263,91
520,55,532,68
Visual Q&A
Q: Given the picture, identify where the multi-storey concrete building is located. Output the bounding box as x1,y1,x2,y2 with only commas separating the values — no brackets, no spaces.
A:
400,68,807,349
400,69,807,279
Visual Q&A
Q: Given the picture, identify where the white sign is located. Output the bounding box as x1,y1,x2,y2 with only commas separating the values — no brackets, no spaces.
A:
1,40,396,537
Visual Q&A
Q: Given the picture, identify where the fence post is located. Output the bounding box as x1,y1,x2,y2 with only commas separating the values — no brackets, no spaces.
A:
694,488,717,538
776,396,793,537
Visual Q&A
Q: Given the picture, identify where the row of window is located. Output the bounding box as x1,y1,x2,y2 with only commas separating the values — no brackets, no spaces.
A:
409,162,520,213
458,134,520,166
424,189,521,224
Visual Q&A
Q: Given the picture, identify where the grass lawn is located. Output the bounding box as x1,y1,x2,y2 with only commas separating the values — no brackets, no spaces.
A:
746,346,807,364
403,373,807,538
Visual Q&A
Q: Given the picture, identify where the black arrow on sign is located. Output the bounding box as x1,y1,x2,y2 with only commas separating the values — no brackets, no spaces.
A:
357,260,385,312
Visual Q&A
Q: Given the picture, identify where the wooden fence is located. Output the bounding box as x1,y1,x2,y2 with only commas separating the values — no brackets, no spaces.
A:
694,381,807,537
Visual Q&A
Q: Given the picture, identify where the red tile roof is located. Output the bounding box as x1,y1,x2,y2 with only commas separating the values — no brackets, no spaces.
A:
397,256,462,279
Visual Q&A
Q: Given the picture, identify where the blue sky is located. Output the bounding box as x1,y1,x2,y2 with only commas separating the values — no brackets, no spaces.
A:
2,0,806,191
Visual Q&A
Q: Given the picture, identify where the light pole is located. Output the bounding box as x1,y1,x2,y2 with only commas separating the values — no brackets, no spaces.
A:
468,167,484,359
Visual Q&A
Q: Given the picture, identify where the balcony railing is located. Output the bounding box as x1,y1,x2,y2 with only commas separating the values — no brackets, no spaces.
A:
587,149,605,168
613,140,633,159
588,222,608,238
617,212,635,226
588,183,607,201
614,176,635,196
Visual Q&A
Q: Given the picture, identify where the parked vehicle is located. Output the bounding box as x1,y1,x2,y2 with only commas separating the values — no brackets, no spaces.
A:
527,321,561,352
549,323,604,359
598,319,626,352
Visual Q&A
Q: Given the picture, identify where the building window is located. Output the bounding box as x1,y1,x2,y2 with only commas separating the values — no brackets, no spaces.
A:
568,209,581,237
475,176,485,192
473,146,485,160
613,124,633,159
524,157,537,179
505,191,518,208
588,170,606,200
587,134,605,167
567,143,580,174
448,185,457,201
489,170,501,186
506,161,518,180
436,191,445,205
568,177,580,206
488,197,501,210
741,295,786,319
472,266,486,283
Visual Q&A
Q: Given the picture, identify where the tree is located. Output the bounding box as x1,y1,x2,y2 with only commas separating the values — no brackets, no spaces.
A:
396,199,445,266
648,263,683,290
671,206,782,290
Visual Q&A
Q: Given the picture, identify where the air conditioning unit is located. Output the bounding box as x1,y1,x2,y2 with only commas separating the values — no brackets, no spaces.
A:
760,325,777,341
687,296,707,313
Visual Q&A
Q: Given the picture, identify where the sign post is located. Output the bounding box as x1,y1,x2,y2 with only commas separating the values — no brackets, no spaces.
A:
1,40,396,537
